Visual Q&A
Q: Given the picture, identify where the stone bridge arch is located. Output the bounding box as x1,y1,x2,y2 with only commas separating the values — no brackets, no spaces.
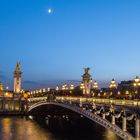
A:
28,101,135,140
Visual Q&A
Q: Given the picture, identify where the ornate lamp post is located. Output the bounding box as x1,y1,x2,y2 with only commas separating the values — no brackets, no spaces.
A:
109,79,117,98
109,79,116,88
62,84,68,95
69,84,74,94
55,86,59,91
93,81,98,97
47,87,50,92
55,86,59,95
93,81,98,89
133,76,140,99
80,82,85,95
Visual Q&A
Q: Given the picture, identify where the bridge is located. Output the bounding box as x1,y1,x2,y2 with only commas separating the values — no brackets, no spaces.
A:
27,97,140,140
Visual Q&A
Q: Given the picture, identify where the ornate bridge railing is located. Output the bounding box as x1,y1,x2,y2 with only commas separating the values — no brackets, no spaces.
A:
27,98,140,140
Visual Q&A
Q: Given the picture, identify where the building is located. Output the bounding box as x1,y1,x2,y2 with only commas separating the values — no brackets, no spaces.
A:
82,68,92,95
14,63,22,93
117,80,134,93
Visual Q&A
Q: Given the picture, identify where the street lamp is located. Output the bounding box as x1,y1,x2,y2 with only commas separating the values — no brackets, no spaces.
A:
62,84,68,95
43,88,46,93
104,92,106,97
55,86,59,91
0,82,3,91
109,79,117,98
93,81,98,97
80,83,85,95
6,86,9,90
133,76,140,87
70,84,74,94
70,84,74,90
109,79,117,88
62,84,66,90
93,81,98,89
47,87,50,92
133,76,140,98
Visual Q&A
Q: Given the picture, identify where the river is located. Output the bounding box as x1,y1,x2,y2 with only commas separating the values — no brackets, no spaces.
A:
0,116,122,140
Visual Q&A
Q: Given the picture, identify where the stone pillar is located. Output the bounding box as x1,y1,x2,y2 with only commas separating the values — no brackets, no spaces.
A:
80,101,82,107
135,119,140,140
61,98,64,103
122,117,127,131
103,113,106,119
92,103,96,110
112,115,115,125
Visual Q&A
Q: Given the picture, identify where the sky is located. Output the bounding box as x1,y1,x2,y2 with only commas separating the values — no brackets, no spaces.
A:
0,0,140,90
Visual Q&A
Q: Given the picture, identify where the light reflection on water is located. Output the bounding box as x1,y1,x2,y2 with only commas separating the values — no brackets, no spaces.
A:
0,117,55,140
0,117,121,140
103,129,120,140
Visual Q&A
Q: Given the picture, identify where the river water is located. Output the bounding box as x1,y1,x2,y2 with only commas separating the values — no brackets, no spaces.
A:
0,116,122,140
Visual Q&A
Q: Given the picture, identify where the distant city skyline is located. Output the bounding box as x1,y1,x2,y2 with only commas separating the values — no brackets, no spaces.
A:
0,0,140,89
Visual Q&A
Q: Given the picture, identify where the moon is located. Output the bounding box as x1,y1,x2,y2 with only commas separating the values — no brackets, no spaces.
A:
48,8,52,14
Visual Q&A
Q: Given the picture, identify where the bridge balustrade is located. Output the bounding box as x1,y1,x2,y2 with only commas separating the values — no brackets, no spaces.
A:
28,97,140,140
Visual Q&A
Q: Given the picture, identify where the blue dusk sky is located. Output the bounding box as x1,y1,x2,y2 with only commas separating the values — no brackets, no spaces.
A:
0,0,140,90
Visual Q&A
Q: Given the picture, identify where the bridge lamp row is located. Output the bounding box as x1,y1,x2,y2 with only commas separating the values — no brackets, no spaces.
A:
28,88,46,95
61,84,75,91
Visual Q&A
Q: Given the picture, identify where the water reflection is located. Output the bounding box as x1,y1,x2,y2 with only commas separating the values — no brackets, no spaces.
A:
103,129,120,140
0,117,55,140
0,116,122,140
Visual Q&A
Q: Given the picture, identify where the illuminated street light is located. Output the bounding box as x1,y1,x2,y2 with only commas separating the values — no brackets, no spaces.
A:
39,89,42,93
93,81,98,89
109,79,115,97
70,84,74,90
69,84,74,94
62,84,66,90
80,83,85,95
6,86,9,90
109,79,117,88
43,88,46,92
133,76,140,87
5,92,8,96
125,90,129,95
55,86,59,91
104,92,106,96
133,76,140,98
117,91,121,95
62,84,68,91
47,87,50,92
80,83,84,89
0,82,3,91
